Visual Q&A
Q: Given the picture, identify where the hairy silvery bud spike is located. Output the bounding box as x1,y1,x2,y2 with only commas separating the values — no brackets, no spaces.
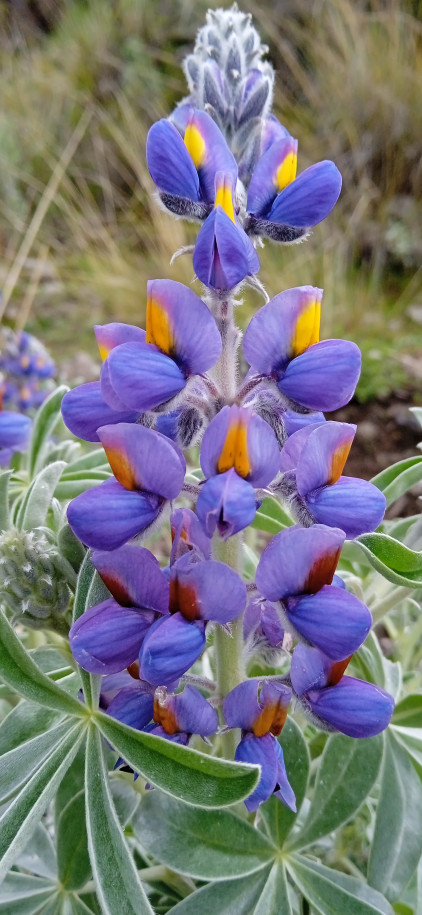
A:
0,528,74,635
182,4,274,176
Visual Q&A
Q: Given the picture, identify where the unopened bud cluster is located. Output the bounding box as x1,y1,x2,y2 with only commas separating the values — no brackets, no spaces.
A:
0,528,72,633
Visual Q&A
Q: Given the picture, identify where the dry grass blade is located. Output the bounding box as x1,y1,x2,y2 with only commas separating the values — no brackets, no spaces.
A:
0,108,92,321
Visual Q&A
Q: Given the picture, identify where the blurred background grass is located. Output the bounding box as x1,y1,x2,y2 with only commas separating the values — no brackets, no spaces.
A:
0,0,421,402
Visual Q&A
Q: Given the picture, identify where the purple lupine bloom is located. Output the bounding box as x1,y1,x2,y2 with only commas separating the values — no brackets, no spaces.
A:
0,328,55,413
108,683,218,748
150,684,218,744
243,286,361,412
67,423,186,551
224,679,296,812
62,322,144,441
279,421,386,538
69,545,167,673
0,410,32,466
170,507,212,563
139,549,247,685
244,597,285,666
70,533,247,686
290,643,395,738
255,525,372,660
62,382,139,443
245,135,342,242
197,405,280,538
147,110,259,290
104,280,222,412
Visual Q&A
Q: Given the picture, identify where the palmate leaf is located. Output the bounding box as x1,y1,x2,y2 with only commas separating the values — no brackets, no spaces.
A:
85,725,154,915
368,732,422,902
96,711,260,809
16,822,57,880
165,865,276,914
0,718,75,804
0,873,56,914
57,789,91,891
0,721,85,882
287,855,394,915
134,790,275,880
0,612,86,717
288,733,383,851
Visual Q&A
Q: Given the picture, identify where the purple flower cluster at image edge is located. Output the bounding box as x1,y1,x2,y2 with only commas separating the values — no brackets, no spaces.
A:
62,96,394,812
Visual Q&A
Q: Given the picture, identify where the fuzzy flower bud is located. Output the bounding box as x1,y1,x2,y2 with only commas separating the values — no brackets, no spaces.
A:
0,528,74,634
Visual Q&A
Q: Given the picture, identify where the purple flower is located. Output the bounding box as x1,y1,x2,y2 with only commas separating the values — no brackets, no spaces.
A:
279,421,386,538
151,684,218,742
224,679,295,812
104,279,222,412
0,410,32,466
197,405,280,539
108,683,218,749
62,382,139,443
139,550,247,685
290,644,395,738
70,535,246,686
255,525,372,660
67,423,186,551
245,136,342,242
243,286,361,412
196,469,257,540
69,545,167,673
147,110,259,291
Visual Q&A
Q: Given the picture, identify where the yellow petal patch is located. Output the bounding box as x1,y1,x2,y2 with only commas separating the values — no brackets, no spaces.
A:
104,446,137,491
97,343,110,362
291,299,321,357
275,152,297,192
145,298,175,356
214,180,235,222
20,355,30,369
184,123,206,168
329,440,352,484
217,417,251,478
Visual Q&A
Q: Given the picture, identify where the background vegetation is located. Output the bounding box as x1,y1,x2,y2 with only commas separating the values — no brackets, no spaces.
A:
0,0,421,402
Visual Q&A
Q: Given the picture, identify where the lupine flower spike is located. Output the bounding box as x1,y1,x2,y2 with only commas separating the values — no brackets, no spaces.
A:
64,4,394,817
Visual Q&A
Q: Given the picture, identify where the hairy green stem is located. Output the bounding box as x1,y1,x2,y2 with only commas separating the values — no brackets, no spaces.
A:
209,294,247,758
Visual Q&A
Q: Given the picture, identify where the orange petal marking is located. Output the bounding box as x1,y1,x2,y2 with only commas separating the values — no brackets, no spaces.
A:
169,577,200,622
329,440,353,484
97,571,132,607
145,297,175,356
103,445,138,491
153,697,178,734
304,546,342,593
217,416,251,478
327,655,352,686
127,660,140,679
252,701,288,737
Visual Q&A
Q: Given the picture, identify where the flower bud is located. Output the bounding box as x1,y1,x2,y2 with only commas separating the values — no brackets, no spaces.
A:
0,529,73,634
